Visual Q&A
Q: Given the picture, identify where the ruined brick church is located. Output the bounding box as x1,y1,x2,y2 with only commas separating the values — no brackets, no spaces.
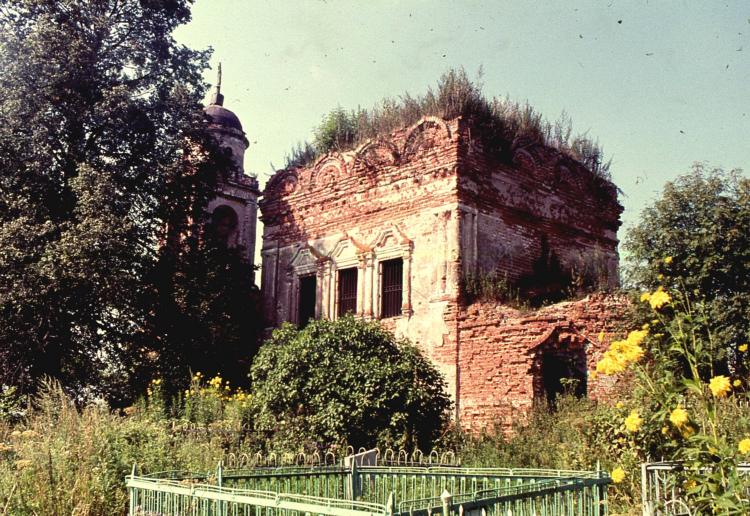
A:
204,78,625,432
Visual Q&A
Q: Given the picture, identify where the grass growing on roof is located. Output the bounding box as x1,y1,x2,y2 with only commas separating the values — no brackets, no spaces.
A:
285,67,611,180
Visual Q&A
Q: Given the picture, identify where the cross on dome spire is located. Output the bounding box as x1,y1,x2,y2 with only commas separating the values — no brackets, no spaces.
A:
210,62,224,106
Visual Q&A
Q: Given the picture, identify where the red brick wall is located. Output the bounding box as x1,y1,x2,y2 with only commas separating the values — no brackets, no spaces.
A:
455,294,629,433
457,123,622,286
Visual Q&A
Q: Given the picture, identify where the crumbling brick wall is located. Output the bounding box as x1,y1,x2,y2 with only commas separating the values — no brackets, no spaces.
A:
457,126,622,291
260,115,626,433
455,294,629,434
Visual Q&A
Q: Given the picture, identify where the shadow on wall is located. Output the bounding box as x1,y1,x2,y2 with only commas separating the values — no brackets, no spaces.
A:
461,234,616,308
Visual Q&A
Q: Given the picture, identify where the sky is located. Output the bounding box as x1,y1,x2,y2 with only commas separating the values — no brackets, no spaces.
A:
175,0,749,245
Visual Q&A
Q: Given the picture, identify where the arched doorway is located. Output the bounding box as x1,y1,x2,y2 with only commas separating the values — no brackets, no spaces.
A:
533,331,587,405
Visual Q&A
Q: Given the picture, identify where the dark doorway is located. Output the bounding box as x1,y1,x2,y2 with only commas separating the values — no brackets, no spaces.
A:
337,268,358,317
540,348,587,404
298,275,316,327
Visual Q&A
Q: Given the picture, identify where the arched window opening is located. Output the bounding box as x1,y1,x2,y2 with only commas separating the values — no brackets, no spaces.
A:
210,205,239,247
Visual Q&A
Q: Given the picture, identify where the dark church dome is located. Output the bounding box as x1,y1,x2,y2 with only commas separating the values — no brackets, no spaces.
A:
204,63,243,132
205,104,243,131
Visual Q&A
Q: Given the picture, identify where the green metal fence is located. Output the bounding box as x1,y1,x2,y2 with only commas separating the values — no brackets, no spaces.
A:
126,462,610,515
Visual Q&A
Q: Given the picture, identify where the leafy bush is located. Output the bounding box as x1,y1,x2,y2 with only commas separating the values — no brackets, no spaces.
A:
624,164,750,375
248,316,452,451
285,68,611,180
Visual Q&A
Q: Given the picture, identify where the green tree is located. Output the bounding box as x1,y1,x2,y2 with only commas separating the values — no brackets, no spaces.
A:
0,0,260,403
248,316,452,451
312,106,357,155
624,164,750,374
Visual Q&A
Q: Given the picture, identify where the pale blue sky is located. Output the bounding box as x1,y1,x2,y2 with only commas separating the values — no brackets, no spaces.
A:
175,0,749,237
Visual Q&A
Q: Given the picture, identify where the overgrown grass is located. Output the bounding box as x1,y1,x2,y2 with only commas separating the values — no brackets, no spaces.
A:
285,68,611,180
0,377,256,516
5,379,745,515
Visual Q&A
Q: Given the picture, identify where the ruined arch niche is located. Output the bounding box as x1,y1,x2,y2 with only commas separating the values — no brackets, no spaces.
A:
354,139,399,170
310,154,347,189
210,204,239,247
401,117,452,161
265,170,299,198
530,328,588,405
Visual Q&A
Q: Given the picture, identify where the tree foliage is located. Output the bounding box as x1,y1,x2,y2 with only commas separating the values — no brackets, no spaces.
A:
248,317,452,451
0,0,261,403
624,164,750,373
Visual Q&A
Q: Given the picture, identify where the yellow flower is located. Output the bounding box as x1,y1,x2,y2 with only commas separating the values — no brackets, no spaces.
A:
616,401,624,409
684,479,696,490
624,410,643,432
611,467,626,483
739,344,748,353
738,438,750,455
642,323,650,330
663,256,673,265
596,354,627,375
657,273,664,281
640,291,651,303
708,375,732,398
733,379,742,387
153,378,161,386
681,424,695,438
598,331,605,343
590,371,598,380
669,406,689,427
649,287,671,310
661,426,669,435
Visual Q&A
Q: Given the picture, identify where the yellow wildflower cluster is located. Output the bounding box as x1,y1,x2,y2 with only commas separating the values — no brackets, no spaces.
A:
739,438,750,455
663,256,673,265
733,379,742,387
146,377,162,397
208,375,223,388
624,410,643,433
708,375,732,398
596,329,648,375
669,406,689,428
640,287,671,310
610,467,626,483
184,372,250,405
739,344,748,353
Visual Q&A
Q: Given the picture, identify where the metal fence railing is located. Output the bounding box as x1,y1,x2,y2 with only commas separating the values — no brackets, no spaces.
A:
641,461,750,515
126,457,611,515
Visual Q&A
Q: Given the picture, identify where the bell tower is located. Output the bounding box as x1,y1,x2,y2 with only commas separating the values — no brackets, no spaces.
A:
204,64,260,271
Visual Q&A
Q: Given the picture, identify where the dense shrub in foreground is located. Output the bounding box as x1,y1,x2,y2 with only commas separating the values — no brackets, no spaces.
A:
248,316,452,451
